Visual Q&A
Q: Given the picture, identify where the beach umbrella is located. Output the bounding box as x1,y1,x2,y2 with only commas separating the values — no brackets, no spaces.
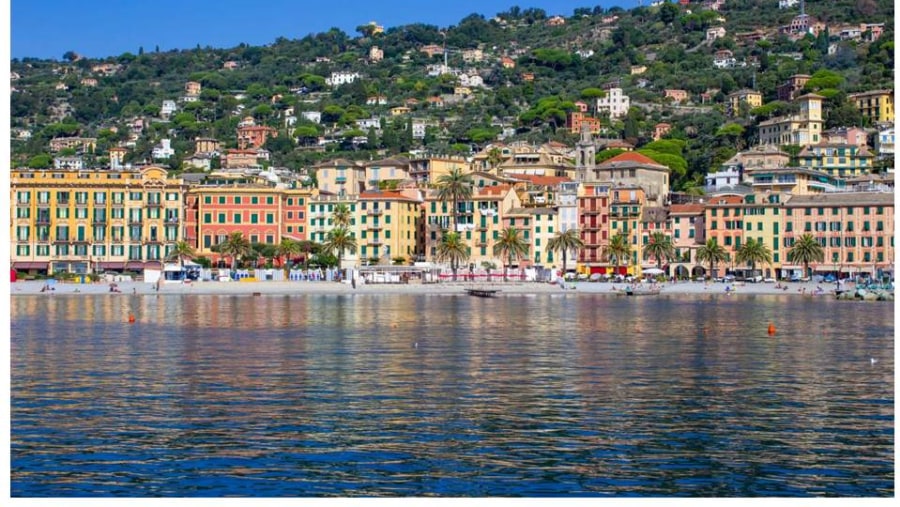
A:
643,268,665,275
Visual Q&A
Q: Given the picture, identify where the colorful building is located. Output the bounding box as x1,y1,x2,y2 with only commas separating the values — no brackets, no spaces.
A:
847,89,894,125
11,166,185,275
356,190,422,265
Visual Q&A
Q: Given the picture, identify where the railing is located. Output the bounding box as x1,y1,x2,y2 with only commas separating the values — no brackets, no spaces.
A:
367,209,383,216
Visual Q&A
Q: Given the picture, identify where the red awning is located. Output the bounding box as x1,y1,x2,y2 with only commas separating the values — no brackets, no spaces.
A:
144,261,163,269
12,261,48,270
98,262,126,270
125,261,145,270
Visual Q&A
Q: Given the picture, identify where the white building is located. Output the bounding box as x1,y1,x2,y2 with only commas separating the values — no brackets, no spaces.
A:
704,156,743,191
458,73,484,88
161,100,177,118
779,0,799,8
356,117,382,130
152,139,175,160
326,71,361,86
53,156,84,170
596,87,630,120
301,111,322,124
876,126,894,162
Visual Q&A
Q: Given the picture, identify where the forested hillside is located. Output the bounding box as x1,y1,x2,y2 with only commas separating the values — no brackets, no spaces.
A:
10,0,894,190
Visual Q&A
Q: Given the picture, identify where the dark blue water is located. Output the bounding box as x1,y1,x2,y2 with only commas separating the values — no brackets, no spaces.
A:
10,293,894,496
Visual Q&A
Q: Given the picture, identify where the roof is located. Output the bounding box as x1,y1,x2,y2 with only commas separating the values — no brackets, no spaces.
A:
784,192,894,206
641,207,668,223
598,151,669,171
506,174,572,186
358,190,420,202
669,203,706,214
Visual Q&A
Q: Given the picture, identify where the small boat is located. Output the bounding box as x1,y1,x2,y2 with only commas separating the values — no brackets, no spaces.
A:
619,286,660,296
465,288,500,298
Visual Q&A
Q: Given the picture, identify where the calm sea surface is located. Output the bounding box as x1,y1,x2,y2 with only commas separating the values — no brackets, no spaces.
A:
10,293,894,497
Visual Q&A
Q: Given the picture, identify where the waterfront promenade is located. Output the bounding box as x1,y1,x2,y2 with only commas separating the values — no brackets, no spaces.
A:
11,278,845,297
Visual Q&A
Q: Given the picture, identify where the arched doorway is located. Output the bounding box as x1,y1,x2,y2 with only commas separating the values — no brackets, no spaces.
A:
692,266,706,280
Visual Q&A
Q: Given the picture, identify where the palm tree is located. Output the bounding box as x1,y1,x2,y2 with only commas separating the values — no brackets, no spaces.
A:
331,203,352,228
696,238,730,280
644,232,675,272
546,228,584,275
166,240,196,271
486,147,503,170
435,231,469,281
787,233,824,279
735,237,772,275
323,226,357,278
435,167,473,232
493,227,530,281
275,238,301,267
605,232,632,276
435,167,473,274
216,232,253,270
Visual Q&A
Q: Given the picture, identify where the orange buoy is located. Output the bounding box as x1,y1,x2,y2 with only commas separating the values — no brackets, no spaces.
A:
767,322,776,335
128,314,136,324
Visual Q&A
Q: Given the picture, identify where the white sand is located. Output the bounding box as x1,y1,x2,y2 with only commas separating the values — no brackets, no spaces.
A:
10,279,840,297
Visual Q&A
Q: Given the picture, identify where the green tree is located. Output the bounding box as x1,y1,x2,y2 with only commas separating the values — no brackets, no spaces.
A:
436,231,470,281
696,238,730,279
166,240,196,271
215,232,253,270
275,238,301,267
787,233,824,278
323,226,357,277
27,154,52,169
644,232,675,270
331,203,352,227
605,233,632,275
546,228,585,274
493,227,530,281
735,237,772,275
435,167,474,232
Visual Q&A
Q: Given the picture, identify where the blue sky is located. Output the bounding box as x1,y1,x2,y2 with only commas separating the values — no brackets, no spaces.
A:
11,0,634,60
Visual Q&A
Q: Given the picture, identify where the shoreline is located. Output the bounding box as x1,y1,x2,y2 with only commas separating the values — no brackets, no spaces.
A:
9,279,869,298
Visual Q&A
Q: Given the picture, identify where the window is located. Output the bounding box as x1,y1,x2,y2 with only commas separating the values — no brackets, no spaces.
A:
266,214,274,224
234,213,241,224
252,197,259,204
205,196,212,204
235,196,242,205
218,213,226,223
219,196,226,204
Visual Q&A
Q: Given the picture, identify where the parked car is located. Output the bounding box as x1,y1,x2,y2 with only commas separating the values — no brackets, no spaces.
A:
763,277,776,283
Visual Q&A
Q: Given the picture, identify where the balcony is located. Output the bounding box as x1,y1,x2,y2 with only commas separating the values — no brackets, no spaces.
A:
367,223,383,231
53,237,70,244
128,219,143,226
146,201,163,208
111,201,124,207
36,217,52,225
369,238,383,246
74,200,89,208
367,209,383,216
582,208,601,215
165,217,180,225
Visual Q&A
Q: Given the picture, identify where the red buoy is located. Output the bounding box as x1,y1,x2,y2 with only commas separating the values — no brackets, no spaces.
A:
767,322,776,335
128,314,136,324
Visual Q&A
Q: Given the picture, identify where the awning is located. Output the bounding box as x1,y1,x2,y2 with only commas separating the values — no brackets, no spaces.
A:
98,262,126,270
12,261,48,270
144,261,163,269
125,261,145,270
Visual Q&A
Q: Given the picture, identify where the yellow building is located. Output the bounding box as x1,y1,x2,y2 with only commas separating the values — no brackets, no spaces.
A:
757,93,824,146
408,156,470,185
11,166,185,274
735,193,787,277
424,184,523,268
847,89,894,125
356,190,422,265
727,89,763,116
314,158,366,197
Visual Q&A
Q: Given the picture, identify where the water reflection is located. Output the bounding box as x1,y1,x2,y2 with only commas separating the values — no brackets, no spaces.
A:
11,294,894,496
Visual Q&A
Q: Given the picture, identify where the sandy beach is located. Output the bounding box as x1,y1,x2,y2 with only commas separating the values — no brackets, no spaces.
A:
10,278,848,297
